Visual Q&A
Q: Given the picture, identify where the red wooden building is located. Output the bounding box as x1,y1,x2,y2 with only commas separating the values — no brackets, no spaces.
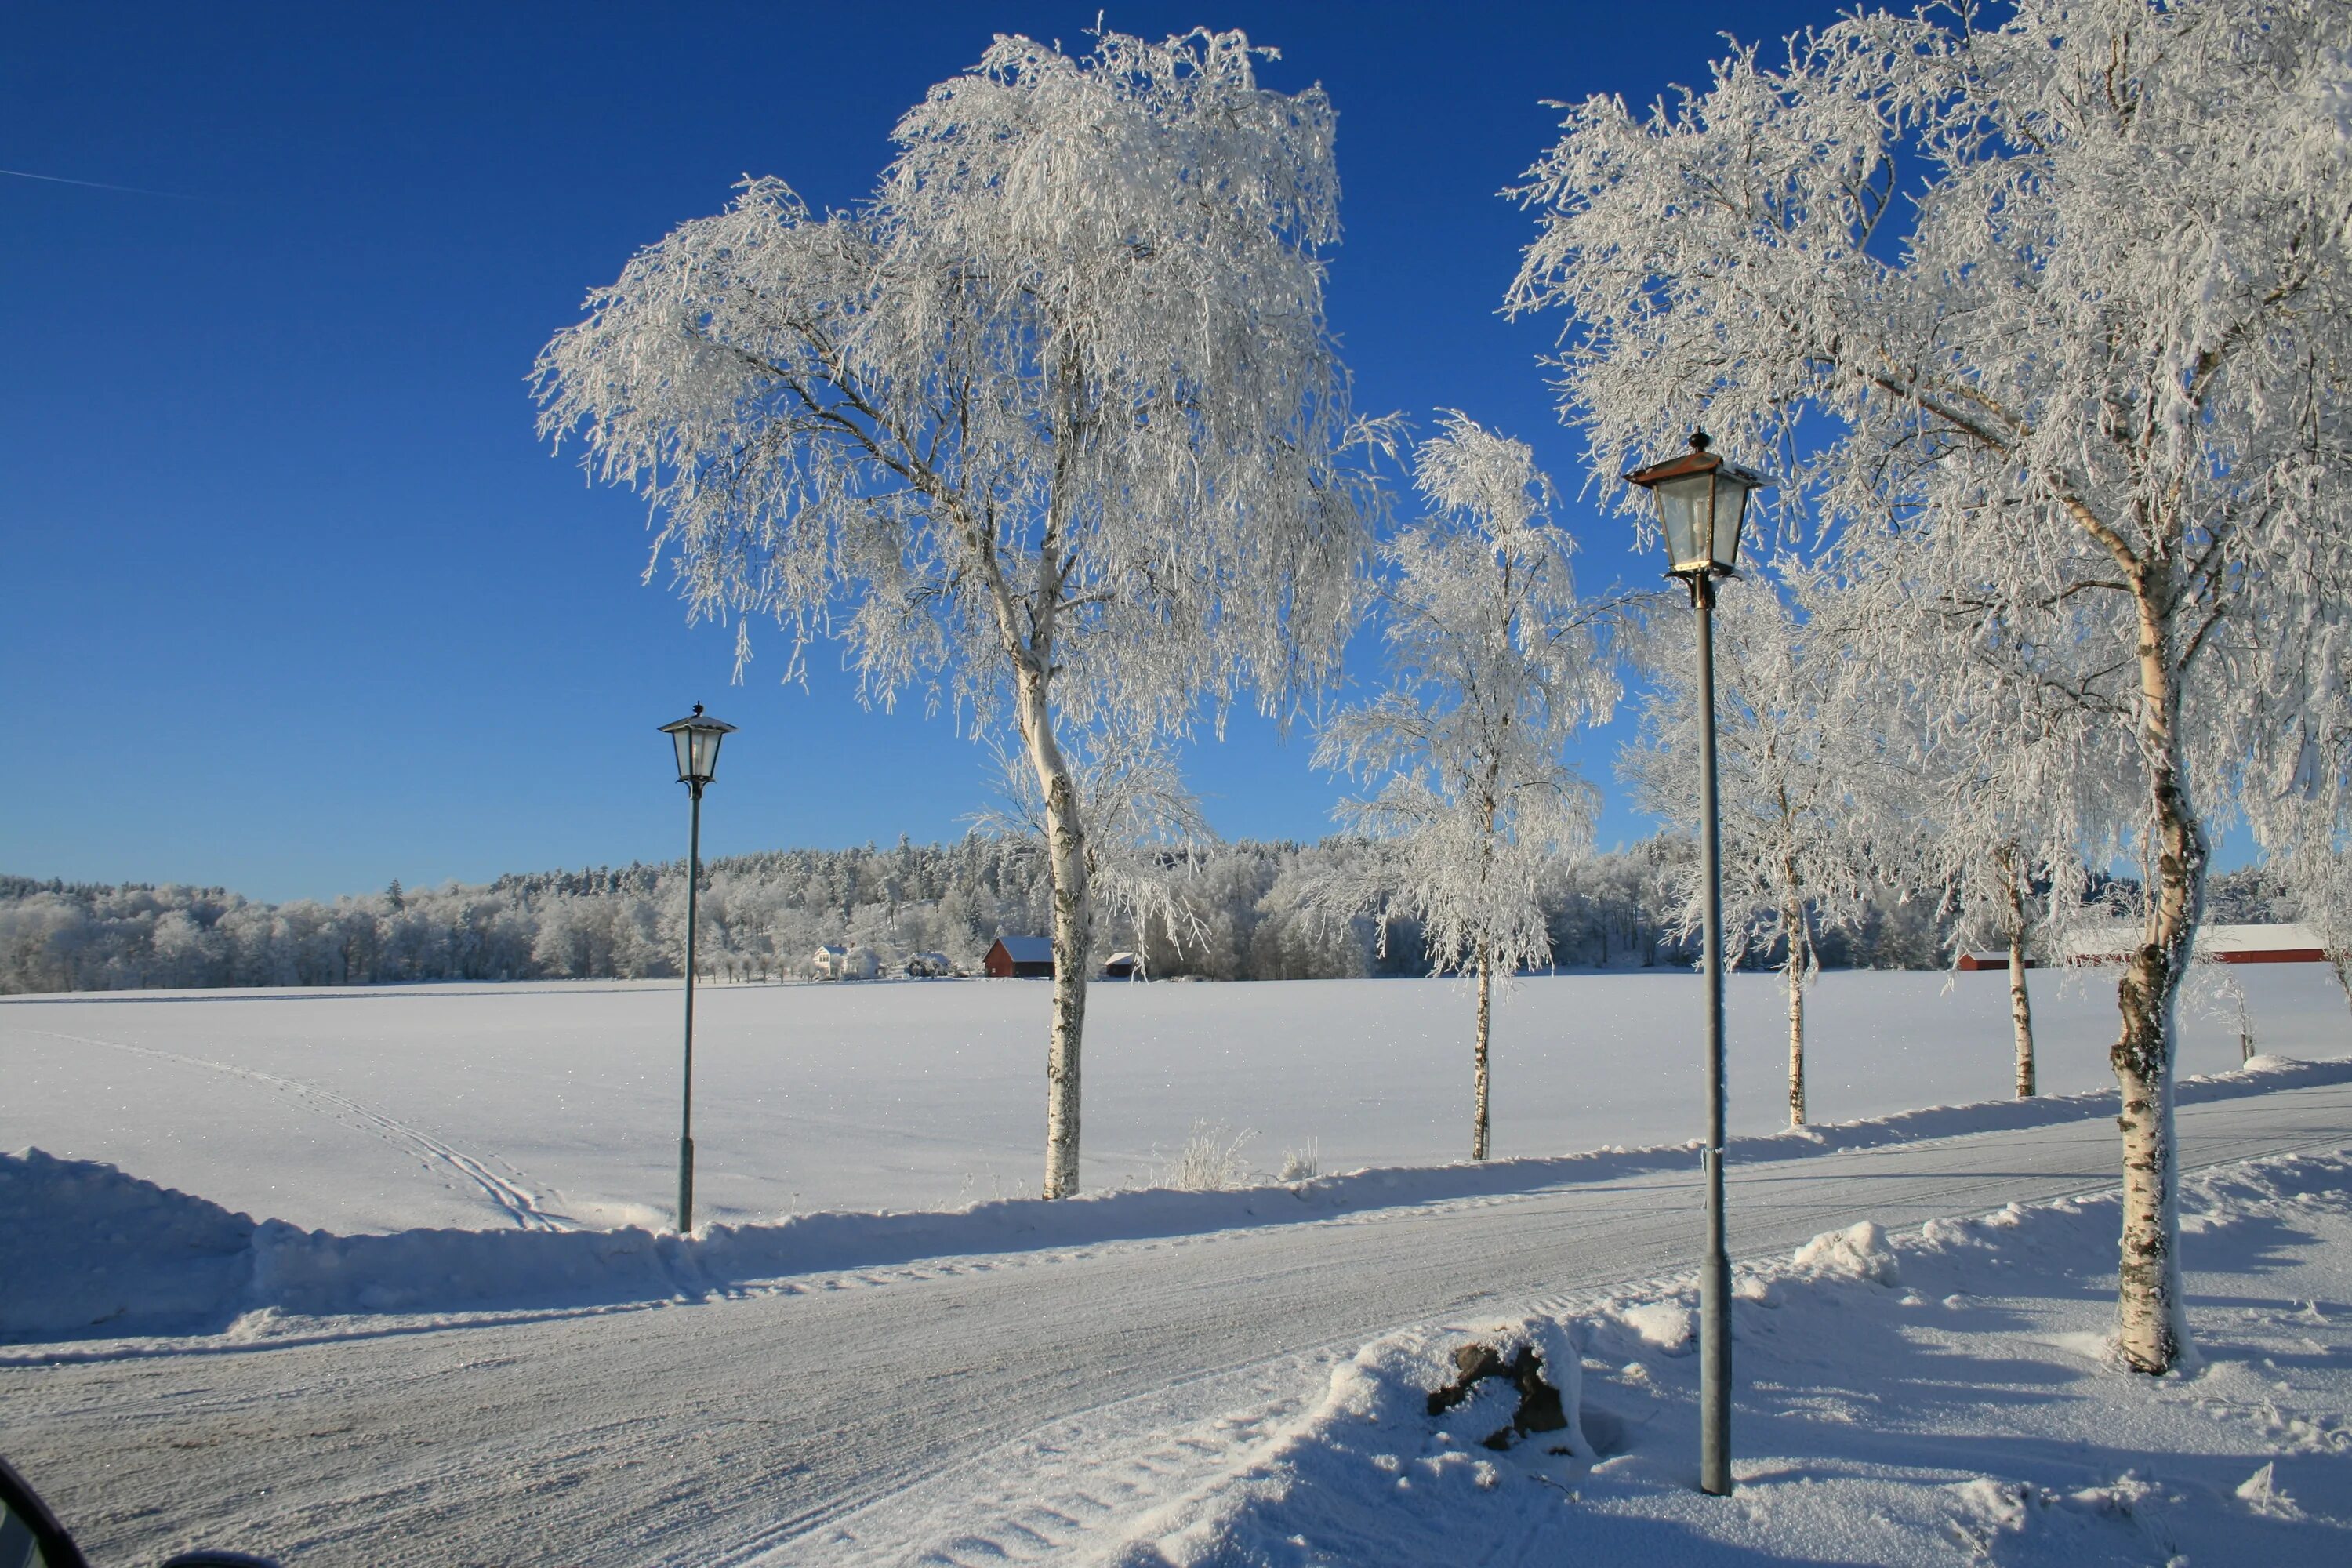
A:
984,935,1055,978
1960,922,2330,971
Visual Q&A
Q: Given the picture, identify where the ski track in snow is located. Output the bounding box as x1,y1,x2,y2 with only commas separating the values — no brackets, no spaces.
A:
20,1026,573,1232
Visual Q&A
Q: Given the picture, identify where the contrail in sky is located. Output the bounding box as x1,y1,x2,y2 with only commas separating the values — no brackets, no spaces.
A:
0,166,197,199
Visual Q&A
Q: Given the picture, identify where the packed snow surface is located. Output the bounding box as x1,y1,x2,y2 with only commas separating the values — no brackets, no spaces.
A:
4,1078,2349,1565
4,970,2350,1565
5,967,2343,1233
1099,1147,2352,1567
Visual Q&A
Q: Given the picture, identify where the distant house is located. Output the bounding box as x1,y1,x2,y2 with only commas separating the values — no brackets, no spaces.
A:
905,951,955,978
813,943,880,981
1102,950,1142,979
1964,923,2331,971
985,935,1055,978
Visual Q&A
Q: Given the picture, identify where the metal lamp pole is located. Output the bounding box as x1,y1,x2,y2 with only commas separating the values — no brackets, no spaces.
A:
679,775,703,1233
1691,568,1732,1497
659,703,735,1236
1624,430,1767,1498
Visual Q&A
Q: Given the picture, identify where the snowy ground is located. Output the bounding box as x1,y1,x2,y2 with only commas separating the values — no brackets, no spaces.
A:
0,1070,2347,1564
4,971,2350,1565
4,966,2345,1232
1100,1134,2352,1567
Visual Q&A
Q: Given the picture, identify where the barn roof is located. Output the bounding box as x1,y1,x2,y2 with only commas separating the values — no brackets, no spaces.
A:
993,935,1054,963
2062,922,2327,961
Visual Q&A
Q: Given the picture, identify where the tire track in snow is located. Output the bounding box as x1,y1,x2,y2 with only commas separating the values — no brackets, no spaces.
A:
20,1027,575,1232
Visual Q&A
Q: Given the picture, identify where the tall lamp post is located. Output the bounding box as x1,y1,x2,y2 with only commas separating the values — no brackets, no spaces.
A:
659,702,736,1235
1623,430,1769,1497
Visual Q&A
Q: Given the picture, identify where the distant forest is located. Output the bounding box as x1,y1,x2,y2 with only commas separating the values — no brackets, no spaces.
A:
0,837,2292,996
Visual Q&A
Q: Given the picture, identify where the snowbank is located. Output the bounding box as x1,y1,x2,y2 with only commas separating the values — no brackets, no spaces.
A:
1102,1149,2352,1566
10,1051,2352,1343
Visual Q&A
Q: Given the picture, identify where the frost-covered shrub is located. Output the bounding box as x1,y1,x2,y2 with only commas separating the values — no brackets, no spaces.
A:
1278,1139,1320,1184
1164,1121,1258,1192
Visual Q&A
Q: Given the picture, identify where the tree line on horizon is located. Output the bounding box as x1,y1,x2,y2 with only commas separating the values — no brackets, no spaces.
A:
2,830,2056,996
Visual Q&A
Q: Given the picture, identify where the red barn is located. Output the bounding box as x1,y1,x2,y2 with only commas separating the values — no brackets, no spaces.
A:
1962,923,2332,971
985,935,1055,978
2063,922,2330,966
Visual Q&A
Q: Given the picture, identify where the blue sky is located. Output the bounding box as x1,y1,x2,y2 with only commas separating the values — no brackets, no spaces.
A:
3,1,1836,902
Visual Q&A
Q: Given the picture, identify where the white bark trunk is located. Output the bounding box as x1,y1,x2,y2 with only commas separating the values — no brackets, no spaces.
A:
1784,897,1806,1127
2005,861,2036,1098
2009,932,2037,1098
1472,949,1492,1162
2112,579,2202,1374
1015,662,1092,1201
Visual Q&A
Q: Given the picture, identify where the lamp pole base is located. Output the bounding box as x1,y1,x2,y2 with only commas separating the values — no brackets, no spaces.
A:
1700,1236,1732,1494
677,1134,695,1236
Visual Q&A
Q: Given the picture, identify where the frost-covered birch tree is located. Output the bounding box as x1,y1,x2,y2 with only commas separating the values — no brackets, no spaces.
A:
1839,575,2131,1100
1622,572,1875,1127
971,728,1215,978
1509,0,2352,1370
535,28,1381,1199
2259,800,2352,1020
1316,416,1615,1160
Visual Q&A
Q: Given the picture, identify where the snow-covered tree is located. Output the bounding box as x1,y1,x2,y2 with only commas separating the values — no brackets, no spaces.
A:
1622,571,1877,1127
1834,572,2134,1100
1315,415,1615,1160
2259,800,2352,1021
535,28,1383,1199
971,728,1214,977
1509,0,2352,1370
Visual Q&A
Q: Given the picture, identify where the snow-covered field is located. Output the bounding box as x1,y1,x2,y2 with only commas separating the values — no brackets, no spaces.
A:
5,966,2346,1233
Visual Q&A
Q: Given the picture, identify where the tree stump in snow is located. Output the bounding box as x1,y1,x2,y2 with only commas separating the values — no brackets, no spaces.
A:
1425,1341,1566,1450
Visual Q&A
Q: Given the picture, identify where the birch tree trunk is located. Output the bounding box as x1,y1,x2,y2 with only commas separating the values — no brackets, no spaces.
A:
1472,946,1492,1161
2004,854,2037,1098
2112,581,2204,1374
1015,662,1093,1201
2009,927,2036,1098
1784,890,1806,1127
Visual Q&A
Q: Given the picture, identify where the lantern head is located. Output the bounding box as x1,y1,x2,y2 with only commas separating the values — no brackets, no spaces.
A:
659,704,736,786
1623,430,1772,578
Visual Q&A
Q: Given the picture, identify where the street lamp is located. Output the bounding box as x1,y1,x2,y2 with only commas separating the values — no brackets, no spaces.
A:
658,702,735,1234
1624,429,1769,1497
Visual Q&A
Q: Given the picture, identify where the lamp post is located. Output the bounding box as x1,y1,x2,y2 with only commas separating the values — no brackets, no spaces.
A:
1623,430,1769,1497
658,702,736,1234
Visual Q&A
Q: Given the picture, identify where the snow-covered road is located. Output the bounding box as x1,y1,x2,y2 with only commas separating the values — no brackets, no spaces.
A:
7,1077,2350,1566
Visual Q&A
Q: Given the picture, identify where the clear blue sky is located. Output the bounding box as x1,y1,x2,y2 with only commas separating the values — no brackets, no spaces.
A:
3,1,1838,902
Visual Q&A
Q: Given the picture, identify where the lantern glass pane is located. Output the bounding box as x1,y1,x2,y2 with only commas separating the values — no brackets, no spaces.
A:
672,728,695,782
1656,473,1715,571
1711,473,1751,571
692,727,724,782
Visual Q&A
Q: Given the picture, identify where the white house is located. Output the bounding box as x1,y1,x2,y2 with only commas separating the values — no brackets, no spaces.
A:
813,943,881,981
